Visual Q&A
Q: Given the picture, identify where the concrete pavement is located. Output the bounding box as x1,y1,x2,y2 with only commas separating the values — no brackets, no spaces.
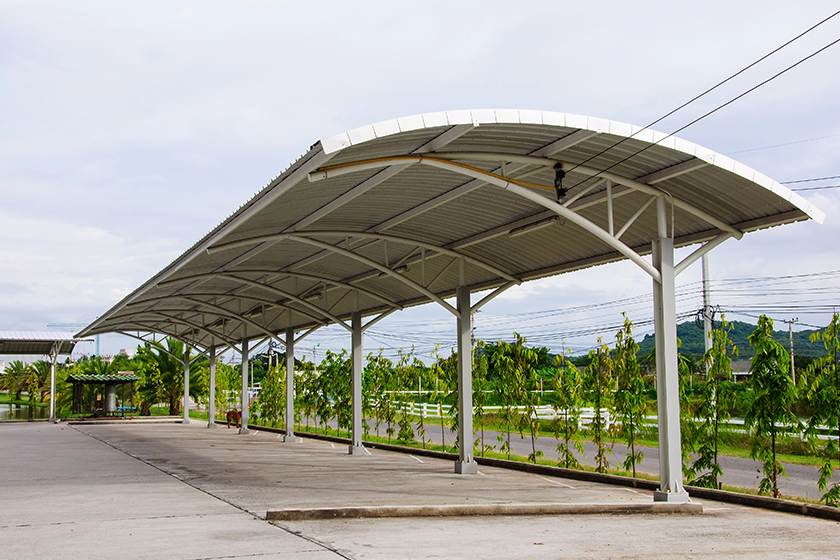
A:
3,420,840,559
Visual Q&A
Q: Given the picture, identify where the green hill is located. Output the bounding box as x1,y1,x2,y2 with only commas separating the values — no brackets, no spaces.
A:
635,320,828,359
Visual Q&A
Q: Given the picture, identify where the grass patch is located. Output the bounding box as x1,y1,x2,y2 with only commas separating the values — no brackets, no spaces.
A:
0,394,48,408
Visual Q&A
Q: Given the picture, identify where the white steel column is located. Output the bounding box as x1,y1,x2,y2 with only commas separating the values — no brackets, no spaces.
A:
183,345,191,424
652,197,689,502
240,338,250,434
455,262,477,474
49,343,58,423
208,345,216,428
349,309,364,455
284,327,296,443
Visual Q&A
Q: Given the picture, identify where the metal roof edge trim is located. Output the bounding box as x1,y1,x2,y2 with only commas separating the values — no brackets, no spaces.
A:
319,109,825,224
80,144,329,338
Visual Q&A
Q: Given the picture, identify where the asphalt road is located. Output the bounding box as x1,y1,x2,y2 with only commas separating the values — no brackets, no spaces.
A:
359,417,840,501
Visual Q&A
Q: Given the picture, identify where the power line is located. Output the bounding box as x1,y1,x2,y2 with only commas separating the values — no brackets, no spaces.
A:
563,9,840,177
565,33,840,191
782,175,840,184
728,134,840,155
791,184,840,192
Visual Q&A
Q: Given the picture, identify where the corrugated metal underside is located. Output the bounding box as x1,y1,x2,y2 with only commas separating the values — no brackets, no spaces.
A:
0,332,80,356
82,113,817,350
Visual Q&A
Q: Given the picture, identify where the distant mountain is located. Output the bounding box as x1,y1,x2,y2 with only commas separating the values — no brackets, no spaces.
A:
635,320,828,359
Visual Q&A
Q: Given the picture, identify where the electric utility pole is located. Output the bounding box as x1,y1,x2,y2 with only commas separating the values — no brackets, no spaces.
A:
702,254,713,373
782,318,798,385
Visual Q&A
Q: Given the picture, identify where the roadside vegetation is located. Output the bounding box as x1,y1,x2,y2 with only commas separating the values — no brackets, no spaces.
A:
4,313,840,505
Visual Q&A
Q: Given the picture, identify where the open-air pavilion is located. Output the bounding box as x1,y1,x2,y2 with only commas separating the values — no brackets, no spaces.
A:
78,109,824,503
0,331,90,422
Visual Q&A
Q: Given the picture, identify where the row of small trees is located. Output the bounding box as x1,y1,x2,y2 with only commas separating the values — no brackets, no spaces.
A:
249,312,840,505
4,314,840,505
681,313,840,504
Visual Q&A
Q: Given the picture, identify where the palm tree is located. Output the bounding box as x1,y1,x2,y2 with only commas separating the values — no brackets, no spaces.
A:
31,360,52,402
3,360,33,401
135,338,203,416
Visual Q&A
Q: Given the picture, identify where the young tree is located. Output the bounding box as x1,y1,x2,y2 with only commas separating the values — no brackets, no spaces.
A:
318,350,351,436
433,349,458,451
689,319,737,488
214,361,241,420
256,363,286,428
473,340,492,456
296,357,318,430
746,315,798,498
613,315,646,478
805,313,840,505
365,350,392,439
415,359,430,449
678,348,698,478
394,348,417,445
584,340,614,473
494,333,540,463
551,353,585,469
492,347,516,459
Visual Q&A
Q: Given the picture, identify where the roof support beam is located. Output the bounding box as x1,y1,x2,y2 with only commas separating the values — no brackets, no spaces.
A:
141,312,242,349
570,163,742,240
208,232,520,285
320,154,741,241
471,281,515,314
361,308,397,333
128,292,333,331
282,123,473,235
306,155,743,279
115,330,210,363
415,158,663,282
674,232,733,277
158,271,402,311
205,277,351,331
635,158,709,184
282,133,590,274
288,165,412,233
176,297,288,344
294,326,320,345
287,235,459,317
615,196,656,240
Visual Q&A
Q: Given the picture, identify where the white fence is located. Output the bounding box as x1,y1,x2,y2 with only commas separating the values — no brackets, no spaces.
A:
383,401,838,440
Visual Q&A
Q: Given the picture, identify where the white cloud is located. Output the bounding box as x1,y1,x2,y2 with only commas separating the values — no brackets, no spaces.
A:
1,0,839,355
0,211,179,319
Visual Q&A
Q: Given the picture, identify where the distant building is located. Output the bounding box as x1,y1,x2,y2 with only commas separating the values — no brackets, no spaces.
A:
119,348,136,359
731,360,752,382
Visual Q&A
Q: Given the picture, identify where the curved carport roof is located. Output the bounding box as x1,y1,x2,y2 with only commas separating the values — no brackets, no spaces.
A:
79,109,823,499
79,109,823,347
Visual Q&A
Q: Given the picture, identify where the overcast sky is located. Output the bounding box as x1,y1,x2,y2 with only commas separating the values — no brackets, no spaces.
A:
2,1,839,361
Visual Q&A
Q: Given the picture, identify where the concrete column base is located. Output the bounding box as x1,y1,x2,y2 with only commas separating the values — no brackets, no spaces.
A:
207,422,218,428
182,418,190,424
238,428,250,435
654,490,691,503
49,417,59,424
455,461,478,474
283,435,297,443
348,445,366,455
